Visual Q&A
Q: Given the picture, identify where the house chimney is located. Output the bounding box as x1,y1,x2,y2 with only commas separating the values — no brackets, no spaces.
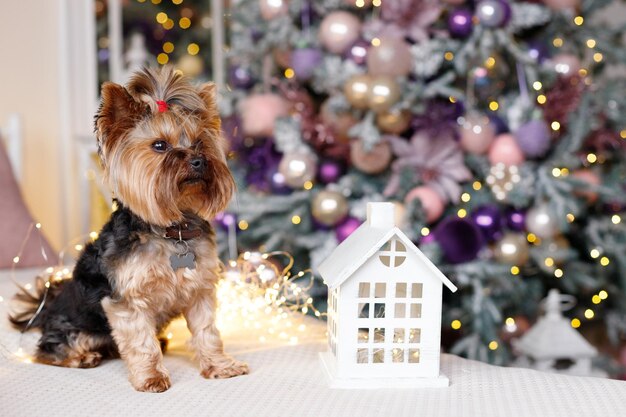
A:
367,202,395,229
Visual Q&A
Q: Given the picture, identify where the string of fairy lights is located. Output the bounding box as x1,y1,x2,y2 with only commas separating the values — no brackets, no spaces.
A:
3,219,324,364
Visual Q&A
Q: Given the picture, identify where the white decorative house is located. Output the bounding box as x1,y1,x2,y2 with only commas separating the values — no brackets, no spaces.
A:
513,289,605,377
318,202,457,389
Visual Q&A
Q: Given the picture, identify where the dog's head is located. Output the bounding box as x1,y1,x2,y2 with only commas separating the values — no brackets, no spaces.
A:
95,67,234,226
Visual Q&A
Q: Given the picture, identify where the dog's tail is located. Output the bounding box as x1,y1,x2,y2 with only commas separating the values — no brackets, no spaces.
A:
8,276,65,331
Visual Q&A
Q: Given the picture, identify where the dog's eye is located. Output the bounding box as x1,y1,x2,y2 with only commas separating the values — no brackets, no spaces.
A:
151,140,169,153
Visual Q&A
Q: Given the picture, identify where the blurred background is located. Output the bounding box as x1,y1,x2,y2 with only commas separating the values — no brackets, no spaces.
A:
1,0,625,376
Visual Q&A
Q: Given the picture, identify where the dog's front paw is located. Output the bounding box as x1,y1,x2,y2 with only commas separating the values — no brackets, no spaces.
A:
201,358,249,379
133,372,171,393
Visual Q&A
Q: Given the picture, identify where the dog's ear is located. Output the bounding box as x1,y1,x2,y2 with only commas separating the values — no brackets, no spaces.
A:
198,82,221,132
95,82,146,158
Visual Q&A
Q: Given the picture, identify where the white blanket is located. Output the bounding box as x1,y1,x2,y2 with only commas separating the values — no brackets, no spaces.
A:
1,268,625,417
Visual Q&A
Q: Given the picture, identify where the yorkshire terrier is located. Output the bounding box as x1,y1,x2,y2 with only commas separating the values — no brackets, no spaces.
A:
9,67,248,392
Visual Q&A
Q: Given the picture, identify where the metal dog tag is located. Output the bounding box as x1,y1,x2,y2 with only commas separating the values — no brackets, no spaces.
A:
170,252,196,270
170,240,196,270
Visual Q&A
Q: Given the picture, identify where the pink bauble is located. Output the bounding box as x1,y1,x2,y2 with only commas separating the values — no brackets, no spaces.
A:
319,11,362,54
259,0,289,20
404,186,445,224
239,94,289,137
571,169,601,203
551,54,581,76
460,113,496,154
543,0,580,11
367,35,413,77
350,140,392,174
488,134,525,166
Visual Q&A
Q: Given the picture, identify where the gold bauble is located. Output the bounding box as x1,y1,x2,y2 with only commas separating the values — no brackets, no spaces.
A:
311,190,349,226
320,99,358,143
350,140,392,174
367,76,401,113
344,74,372,110
494,232,529,265
376,109,411,134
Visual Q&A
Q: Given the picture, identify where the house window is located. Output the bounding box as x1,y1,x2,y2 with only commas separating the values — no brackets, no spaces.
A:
410,303,422,318
357,348,368,363
358,328,369,343
394,303,406,318
409,349,421,363
393,328,405,343
359,282,370,298
378,239,407,268
411,283,423,298
409,328,421,343
395,282,407,297
373,348,385,363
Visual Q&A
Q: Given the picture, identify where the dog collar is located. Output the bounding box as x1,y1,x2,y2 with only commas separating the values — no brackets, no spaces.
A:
164,222,202,240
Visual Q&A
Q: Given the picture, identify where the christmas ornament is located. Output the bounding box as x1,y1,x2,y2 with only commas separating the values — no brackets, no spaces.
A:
317,159,344,184
311,190,349,227
543,75,585,129
494,232,529,264
551,54,581,76
471,205,504,241
344,74,372,110
505,207,526,231
228,65,255,89
386,134,472,203
350,140,392,174
434,216,484,264
542,0,580,11
334,216,361,242
404,186,445,224
376,109,411,134
344,39,370,66
412,99,464,140
176,55,203,77
486,163,521,201
239,94,289,137
571,169,601,203
215,212,237,230
268,168,292,194
319,11,362,54
366,0,441,42
367,76,401,113
515,120,551,158
290,48,323,81
514,289,603,377
259,0,289,20
527,40,549,63
447,9,474,38
459,113,496,154
476,1,511,28
320,99,358,143
488,134,525,166
526,204,558,240
278,152,317,188
366,35,413,77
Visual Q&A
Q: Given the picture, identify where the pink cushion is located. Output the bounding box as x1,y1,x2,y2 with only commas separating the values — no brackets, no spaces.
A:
0,140,56,268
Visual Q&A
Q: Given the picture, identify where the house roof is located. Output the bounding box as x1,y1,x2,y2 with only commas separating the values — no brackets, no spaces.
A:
515,289,597,360
318,203,457,292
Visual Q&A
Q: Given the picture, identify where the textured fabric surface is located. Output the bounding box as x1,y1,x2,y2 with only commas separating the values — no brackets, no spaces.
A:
1,268,625,417
0,142,56,268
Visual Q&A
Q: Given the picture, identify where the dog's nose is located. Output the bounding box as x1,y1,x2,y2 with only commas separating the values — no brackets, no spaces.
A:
190,156,207,172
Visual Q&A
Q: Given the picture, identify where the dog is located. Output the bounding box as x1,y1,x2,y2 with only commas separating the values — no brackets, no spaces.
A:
9,67,248,392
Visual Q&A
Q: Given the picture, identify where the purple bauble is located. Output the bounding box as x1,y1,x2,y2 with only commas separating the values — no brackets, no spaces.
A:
489,115,510,135
268,169,292,194
527,41,549,63
228,65,255,89
335,217,361,242
471,205,504,242
505,207,526,231
344,39,370,66
447,9,473,38
434,216,484,264
514,120,551,158
290,48,323,81
476,1,511,28
214,212,237,230
317,159,344,184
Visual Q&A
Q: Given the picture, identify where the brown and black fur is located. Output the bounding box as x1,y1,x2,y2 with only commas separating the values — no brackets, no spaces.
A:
9,67,247,392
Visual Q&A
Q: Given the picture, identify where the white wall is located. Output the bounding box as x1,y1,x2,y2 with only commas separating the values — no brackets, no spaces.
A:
0,1,65,250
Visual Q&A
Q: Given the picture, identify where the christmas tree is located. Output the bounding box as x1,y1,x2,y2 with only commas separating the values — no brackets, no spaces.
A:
218,0,626,367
